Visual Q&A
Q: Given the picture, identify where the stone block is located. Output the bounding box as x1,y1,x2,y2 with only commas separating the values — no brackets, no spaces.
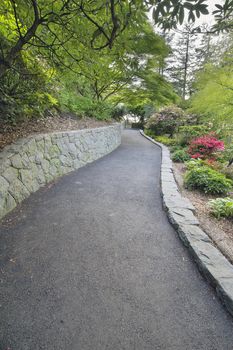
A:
2,167,19,183
8,178,30,203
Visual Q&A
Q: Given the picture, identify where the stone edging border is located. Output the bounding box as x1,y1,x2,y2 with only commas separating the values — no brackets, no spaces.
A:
140,129,233,317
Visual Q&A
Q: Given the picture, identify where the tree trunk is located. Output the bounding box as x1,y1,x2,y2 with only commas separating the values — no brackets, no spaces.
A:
0,7,41,79
182,34,190,99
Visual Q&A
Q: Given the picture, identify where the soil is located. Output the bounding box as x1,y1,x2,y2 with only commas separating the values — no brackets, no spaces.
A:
173,162,233,264
0,113,114,150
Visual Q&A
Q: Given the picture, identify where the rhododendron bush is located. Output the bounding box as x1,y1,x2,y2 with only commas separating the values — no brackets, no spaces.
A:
188,134,224,160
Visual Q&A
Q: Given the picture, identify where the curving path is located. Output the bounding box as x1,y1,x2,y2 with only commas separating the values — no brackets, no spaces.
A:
0,130,233,350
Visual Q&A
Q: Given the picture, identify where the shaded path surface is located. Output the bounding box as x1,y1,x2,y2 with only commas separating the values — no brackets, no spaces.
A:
0,130,233,350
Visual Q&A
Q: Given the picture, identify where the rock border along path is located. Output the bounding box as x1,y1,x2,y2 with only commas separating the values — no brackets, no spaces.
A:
140,130,233,317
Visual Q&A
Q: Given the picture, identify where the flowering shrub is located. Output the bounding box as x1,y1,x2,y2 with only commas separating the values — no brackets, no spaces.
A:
145,106,186,137
188,134,224,160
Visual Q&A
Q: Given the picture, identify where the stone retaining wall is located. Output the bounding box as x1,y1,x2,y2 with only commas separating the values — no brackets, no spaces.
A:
0,124,121,220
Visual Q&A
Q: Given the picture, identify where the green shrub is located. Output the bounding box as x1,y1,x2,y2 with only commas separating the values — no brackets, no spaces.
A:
220,144,233,164
176,124,211,146
170,145,186,152
208,197,233,219
58,91,113,120
144,130,177,146
155,136,177,146
145,106,186,137
171,149,190,162
185,158,204,170
0,60,57,124
144,129,156,138
220,167,233,181
184,165,233,195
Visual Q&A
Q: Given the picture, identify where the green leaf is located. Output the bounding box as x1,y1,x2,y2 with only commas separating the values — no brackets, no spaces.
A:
188,11,195,22
215,4,223,10
184,2,193,10
178,6,185,24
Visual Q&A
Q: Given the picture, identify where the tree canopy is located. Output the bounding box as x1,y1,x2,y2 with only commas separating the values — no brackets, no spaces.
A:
0,0,232,124
190,35,233,131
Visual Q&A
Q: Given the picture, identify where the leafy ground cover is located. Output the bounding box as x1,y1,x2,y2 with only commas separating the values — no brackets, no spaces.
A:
173,162,233,264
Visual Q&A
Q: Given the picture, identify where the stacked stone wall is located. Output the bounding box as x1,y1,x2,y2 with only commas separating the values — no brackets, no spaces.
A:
0,124,121,220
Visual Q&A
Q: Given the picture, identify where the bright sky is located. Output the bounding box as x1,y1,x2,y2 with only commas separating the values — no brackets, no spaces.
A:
149,0,225,50
191,0,219,26
150,0,223,30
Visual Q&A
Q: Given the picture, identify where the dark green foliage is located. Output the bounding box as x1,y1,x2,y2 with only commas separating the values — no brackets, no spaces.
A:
144,129,177,146
0,58,57,124
152,0,233,32
111,105,127,121
131,123,144,129
0,1,177,125
144,129,157,139
1,1,230,125
184,162,233,195
176,125,211,146
170,145,186,152
58,90,113,120
171,149,190,162
220,144,233,165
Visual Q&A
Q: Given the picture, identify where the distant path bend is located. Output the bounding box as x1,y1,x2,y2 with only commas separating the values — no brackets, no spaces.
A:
0,130,233,350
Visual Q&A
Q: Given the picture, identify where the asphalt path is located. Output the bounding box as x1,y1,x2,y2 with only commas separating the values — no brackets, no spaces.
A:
0,130,233,350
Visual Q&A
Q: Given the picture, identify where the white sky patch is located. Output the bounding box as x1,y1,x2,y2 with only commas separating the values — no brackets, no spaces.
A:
149,0,224,36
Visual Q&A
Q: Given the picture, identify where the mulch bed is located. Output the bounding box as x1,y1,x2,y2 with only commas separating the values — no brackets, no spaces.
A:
173,162,233,264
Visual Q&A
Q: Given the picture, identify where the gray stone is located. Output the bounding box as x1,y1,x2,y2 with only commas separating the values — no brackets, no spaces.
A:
41,159,50,174
47,145,60,159
11,154,23,169
67,143,78,157
8,178,30,203
34,153,44,165
2,167,19,183
19,169,40,193
26,139,38,156
11,153,30,169
0,176,9,200
161,172,176,183
60,155,73,167
168,207,199,227
5,193,17,212
0,124,121,220
163,194,195,211
36,139,45,153
35,165,46,185
49,164,59,178
177,223,211,247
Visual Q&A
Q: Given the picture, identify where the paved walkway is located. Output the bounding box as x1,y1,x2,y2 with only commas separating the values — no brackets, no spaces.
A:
0,130,233,350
